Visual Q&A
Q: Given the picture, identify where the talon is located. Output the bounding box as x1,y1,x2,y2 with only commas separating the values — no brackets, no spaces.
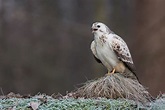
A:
106,68,116,75
107,71,111,75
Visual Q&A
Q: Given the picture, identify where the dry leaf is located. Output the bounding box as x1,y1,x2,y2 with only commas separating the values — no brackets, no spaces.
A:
29,102,40,110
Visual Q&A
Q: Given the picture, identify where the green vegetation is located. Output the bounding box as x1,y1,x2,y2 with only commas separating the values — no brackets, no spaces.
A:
0,94,165,110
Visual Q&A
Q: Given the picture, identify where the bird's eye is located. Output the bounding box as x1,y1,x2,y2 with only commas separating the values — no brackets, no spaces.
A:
97,25,100,28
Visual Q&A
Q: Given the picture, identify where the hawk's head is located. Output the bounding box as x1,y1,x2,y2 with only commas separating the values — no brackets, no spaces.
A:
91,22,111,35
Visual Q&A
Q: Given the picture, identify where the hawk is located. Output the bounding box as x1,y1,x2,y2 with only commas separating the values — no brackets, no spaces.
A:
91,22,138,80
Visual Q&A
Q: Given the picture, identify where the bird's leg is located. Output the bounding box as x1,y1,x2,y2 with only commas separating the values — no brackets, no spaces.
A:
111,68,116,74
107,68,116,75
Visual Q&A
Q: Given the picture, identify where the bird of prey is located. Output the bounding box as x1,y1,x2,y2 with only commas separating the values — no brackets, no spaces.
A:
91,22,138,80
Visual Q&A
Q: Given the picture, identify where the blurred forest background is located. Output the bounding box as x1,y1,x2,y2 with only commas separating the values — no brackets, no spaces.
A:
0,0,165,97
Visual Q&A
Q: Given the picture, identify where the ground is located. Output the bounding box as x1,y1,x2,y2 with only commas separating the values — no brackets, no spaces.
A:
0,92,165,110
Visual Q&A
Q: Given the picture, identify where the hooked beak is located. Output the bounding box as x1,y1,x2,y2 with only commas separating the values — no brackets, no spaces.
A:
91,28,98,33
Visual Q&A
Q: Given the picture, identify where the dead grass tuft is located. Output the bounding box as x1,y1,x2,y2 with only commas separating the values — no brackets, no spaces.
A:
70,73,152,104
